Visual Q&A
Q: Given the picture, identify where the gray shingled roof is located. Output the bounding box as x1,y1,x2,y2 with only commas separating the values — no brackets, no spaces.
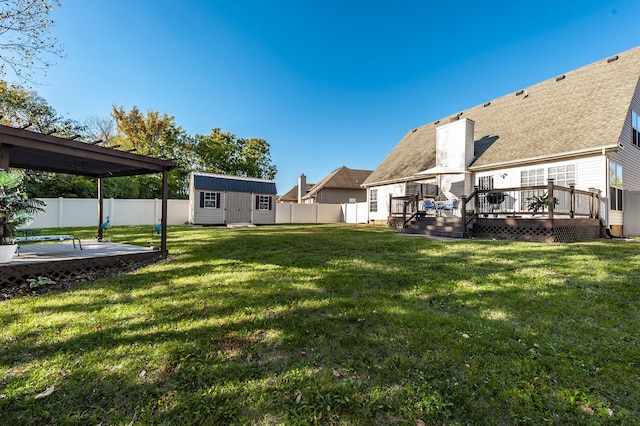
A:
303,166,372,199
363,45,640,186
193,172,277,194
278,183,315,202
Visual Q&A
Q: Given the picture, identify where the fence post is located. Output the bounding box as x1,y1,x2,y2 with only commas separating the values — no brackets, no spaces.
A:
569,184,575,218
547,179,555,220
58,197,64,228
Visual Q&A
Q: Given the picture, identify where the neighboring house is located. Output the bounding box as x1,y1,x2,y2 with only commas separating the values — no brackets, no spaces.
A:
188,172,277,225
363,45,640,236
302,166,372,204
278,183,315,203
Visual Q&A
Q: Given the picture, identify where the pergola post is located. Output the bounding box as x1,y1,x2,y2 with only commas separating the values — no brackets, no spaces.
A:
98,178,104,241
161,168,169,251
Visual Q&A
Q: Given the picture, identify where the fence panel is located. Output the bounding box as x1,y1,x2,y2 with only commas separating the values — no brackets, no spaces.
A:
26,198,190,229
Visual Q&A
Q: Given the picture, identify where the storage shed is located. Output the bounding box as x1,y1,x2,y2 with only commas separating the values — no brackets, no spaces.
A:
189,172,277,225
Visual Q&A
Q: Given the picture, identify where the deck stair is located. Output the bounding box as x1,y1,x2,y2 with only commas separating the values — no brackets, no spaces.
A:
403,216,466,238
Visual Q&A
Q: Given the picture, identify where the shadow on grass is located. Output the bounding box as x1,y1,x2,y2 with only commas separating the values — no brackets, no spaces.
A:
1,225,638,424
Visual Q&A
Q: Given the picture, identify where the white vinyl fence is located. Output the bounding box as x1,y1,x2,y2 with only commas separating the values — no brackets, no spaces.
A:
26,198,190,229
25,198,369,229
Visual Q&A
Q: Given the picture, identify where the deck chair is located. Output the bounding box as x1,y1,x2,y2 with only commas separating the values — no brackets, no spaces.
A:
437,198,460,217
422,198,437,216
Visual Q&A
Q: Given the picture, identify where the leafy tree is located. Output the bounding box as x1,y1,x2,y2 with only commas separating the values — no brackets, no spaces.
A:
112,105,177,155
194,129,277,180
0,0,65,82
24,172,96,198
0,79,82,135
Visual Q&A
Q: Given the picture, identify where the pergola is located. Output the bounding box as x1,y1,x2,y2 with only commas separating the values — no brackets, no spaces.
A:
0,124,177,250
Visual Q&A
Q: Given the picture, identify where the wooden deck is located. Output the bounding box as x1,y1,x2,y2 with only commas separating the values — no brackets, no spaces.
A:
1,241,167,287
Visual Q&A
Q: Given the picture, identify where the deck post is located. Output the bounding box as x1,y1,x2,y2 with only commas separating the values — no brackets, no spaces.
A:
569,184,575,218
461,195,468,234
547,179,555,220
473,186,480,215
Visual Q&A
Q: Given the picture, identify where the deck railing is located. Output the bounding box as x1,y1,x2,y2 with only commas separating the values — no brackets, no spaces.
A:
389,180,601,230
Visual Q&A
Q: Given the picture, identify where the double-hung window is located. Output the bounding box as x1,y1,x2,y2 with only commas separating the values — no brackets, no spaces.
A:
201,192,220,208
257,195,272,211
633,110,640,147
610,161,623,211
369,189,378,213
548,165,575,187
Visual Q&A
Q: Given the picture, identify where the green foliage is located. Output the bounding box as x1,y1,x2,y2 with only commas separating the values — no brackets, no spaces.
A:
0,80,82,135
0,224,638,424
0,169,46,243
526,191,559,213
194,128,277,180
27,276,56,289
24,172,97,198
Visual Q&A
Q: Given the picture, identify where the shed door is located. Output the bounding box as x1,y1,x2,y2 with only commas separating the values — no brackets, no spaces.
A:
226,192,252,223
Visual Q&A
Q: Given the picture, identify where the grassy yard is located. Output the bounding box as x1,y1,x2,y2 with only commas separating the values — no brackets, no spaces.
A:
0,224,638,425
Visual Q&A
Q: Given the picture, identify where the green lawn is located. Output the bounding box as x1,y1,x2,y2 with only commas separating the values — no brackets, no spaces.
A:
1,224,638,425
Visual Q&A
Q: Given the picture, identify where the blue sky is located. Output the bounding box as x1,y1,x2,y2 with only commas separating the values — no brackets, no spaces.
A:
31,0,640,194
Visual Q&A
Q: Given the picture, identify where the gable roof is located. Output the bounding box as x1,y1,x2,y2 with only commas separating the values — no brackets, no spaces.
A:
278,183,315,202
303,166,372,200
363,45,640,187
192,172,277,194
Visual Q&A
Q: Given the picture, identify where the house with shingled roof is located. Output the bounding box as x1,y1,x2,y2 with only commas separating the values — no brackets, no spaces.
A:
362,45,640,239
302,166,372,204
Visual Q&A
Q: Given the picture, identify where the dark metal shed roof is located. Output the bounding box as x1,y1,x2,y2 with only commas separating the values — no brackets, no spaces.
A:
193,173,277,194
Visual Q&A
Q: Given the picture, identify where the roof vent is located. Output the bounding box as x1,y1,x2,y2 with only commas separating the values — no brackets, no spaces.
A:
556,75,566,81
483,102,491,107
607,55,619,63
516,89,524,96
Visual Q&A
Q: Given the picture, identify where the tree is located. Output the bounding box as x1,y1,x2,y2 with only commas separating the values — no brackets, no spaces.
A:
112,105,176,155
0,79,82,135
0,0,65,82
83,116,117,146
194,129,277,180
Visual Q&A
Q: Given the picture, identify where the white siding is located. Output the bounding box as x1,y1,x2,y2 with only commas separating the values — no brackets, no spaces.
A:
192,190,225,225
436,118,474,171
367,183,404,222
474,157,606,193
253,194,276,224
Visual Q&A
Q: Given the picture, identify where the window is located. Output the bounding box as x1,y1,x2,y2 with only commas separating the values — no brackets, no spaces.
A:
200,192,220,208
548,164,576,187
633,110,640,147
520,168,545,211
478,176,494,190
256,195,272,211
610,161,623,211
369,189,378,213
520,168,544,186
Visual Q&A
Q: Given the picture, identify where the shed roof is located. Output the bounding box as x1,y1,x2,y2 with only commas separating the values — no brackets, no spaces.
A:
192,172,277,194
363,45,640,186
0,124,176,177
